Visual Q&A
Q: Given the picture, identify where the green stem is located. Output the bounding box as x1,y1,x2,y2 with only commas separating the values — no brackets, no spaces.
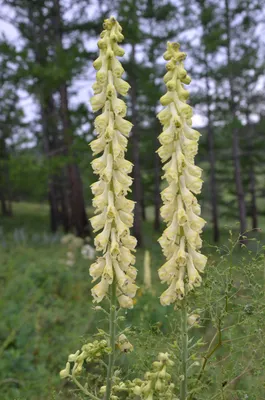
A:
196,319,222,383
105,280,116,400
72,374,100,400
180,299,188,400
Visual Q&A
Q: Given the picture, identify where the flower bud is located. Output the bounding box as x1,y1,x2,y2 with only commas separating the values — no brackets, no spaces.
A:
68,350,80,363
187,314,200,326
59,362,70,379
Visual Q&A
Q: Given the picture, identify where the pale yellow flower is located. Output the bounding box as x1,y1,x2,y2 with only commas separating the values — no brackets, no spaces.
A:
117,334,134,353
117,293,134,309
158,256,177,284
102,251,114,284
115,115,133,136
160,278,178,306
90,17,138,307
91,278,110,303
94,222,112,252
157,42,207,303
187,314,200,327
90,257,106,282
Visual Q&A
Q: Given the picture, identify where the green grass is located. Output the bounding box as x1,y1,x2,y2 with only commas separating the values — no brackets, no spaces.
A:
0,203,170,399
1,202,265,399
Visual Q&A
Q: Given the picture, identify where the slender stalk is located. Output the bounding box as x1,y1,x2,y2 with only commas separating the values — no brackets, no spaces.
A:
196,318,222,383
105,281,117,400
72,374,100,400
180,299,188,400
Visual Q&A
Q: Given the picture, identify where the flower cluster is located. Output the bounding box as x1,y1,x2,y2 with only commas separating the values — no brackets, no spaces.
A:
60,233,94,266
89,17,138,308
101,353,176,400
157,42,207,305
138,352,175,399
60,339,111,379
81,244,96,260
99,372,140,400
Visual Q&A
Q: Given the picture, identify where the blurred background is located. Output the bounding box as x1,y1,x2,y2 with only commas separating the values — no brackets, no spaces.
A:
1,0,265,399
0,0,265,243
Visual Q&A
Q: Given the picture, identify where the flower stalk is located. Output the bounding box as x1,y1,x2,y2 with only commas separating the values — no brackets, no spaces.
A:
105,280,116,399
157,42,208,399
180,299,188,400
90,16,138,399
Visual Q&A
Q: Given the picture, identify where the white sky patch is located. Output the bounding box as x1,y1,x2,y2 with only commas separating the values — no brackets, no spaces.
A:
0,19,18,41
192,114,207,128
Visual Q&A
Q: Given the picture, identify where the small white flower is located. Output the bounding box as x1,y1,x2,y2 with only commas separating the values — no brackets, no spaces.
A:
81,244,95,260
66,259,75,267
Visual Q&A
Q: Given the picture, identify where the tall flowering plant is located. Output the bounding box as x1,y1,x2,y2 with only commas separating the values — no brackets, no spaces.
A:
89,17,138,310
157,42,207,306
89,16,138,399
157,41,207,400
60,17,139,400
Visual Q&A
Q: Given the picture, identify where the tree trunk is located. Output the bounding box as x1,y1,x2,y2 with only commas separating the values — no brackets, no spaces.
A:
245,112,258,230
0,137,12,217
130,43,143,246
198,0,219,242
48,184,59,233
0,191,8,216
6,179,12,216
249,167,257,230
207,119,219,242
141,197,146,221
53,0,89,237
39,93,64,232
225,0,247,238
232,130,247,235
58,79,89,237
4,165,12,217
205,72,219,242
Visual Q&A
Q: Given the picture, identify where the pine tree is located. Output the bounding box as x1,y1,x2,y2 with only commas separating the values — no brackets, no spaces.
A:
0,42,25,216
0,0,106,235
189,0,263,238
215,0,263,237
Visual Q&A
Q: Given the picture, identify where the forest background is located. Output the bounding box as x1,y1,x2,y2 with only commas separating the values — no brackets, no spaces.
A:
1,0,265,399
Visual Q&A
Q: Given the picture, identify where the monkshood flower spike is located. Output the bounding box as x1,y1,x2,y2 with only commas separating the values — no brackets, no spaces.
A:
90,17,138,309
157,42,207,305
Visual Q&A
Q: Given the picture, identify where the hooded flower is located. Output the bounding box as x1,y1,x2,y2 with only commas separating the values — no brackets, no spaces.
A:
157,42,207,304
90,17,138,306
